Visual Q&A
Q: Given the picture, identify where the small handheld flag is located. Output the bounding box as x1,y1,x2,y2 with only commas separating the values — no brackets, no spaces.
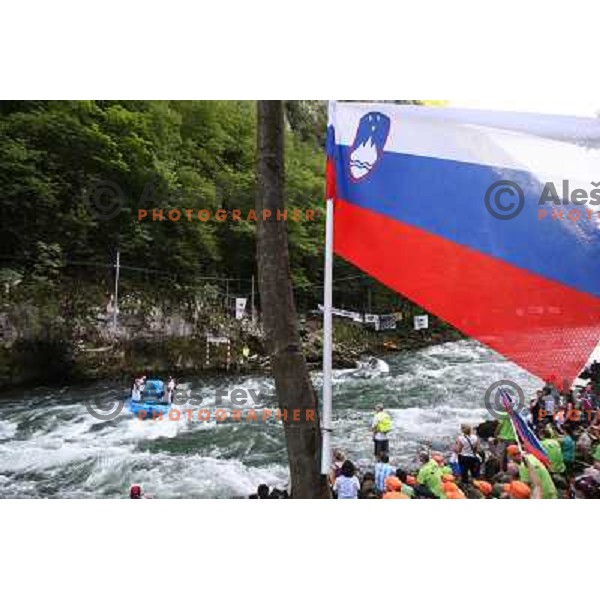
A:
499,388,550,467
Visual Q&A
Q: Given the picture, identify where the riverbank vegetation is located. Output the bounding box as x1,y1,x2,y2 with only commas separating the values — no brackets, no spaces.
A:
0,101,459,389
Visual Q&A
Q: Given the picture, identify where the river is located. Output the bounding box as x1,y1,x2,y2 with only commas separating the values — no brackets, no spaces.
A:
0,339,543,498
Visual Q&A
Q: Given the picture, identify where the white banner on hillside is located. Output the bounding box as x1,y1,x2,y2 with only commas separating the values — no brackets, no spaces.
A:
414,315,429,330
235,297,247,320
318,304,363,322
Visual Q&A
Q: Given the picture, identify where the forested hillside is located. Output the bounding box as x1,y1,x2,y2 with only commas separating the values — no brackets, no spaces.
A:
1,102,319,294
0,100,455,386
1,101,421,314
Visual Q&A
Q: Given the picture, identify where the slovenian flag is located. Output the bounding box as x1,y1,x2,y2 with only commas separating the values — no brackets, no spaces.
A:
326,102,600,386
500,388,550,466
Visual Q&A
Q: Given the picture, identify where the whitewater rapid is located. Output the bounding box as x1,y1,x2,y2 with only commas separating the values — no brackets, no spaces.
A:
0,340,543,498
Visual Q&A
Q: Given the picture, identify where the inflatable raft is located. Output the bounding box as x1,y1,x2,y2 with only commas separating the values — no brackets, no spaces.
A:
127,379,170,419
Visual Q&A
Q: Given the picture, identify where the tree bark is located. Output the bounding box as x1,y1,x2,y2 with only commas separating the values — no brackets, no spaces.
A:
256,101,329,498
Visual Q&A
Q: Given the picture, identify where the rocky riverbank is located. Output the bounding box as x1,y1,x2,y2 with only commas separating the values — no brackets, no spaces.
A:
0,313,463,391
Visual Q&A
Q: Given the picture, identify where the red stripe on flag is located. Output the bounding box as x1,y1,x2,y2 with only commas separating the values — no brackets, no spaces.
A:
334,197,600,385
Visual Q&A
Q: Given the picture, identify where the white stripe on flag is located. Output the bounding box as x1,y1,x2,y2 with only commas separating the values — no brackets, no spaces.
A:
330,102,600,190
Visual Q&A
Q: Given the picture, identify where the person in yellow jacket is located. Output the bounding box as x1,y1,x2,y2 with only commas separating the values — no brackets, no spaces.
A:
372,403,393,458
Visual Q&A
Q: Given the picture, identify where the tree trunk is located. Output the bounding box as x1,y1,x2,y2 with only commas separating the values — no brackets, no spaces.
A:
256,100,329,498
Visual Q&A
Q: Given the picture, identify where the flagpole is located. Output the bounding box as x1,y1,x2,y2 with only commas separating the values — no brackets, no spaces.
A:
509,409,523,454
321,197,334,474
501,388,523,453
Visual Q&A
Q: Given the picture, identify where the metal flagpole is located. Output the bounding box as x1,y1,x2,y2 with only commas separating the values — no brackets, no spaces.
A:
321,197,334,474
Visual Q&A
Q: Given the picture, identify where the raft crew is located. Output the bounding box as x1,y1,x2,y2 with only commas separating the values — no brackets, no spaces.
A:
167,376,176,404
131,375,146,402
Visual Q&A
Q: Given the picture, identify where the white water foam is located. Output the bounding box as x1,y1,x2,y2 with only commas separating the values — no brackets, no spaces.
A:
0,339,548,497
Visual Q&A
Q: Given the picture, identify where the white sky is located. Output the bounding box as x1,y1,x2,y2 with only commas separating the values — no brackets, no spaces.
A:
451,99,599,118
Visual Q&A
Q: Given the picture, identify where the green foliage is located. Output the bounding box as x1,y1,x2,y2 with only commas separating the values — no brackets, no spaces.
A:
0,100,411,319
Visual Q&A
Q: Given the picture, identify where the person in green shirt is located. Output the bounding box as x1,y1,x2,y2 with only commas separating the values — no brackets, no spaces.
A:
540,429,566,474
507,445,558,499
494,414,517,471
416,451,446,498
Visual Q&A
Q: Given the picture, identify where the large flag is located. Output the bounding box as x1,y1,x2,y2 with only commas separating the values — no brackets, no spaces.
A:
326,102,600,386
499,389,550,467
